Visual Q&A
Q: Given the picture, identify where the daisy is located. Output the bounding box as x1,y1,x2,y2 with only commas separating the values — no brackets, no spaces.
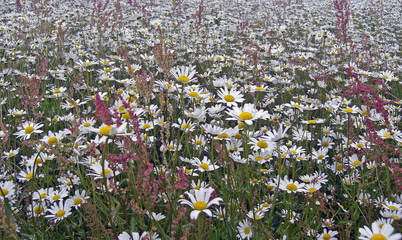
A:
304,182,322,195
382,201,402,211
14,121,43,140
226,103,268,125
171,65,197,84
17,165,38,182
249,137,276,152
381,209,402,220
317,229,338,240
213,207,227,221
118,232,142,240
0,181,16,200
178,187,223,220
341,105,361,114
47,188,69,203
301,118,325,124
2,148,20,159
190,156,220,172
89,161,120,179
146,211,166,221
311,147,329,163
28,201,47,218
263,124,290,142
236,219,252,240
217,87,245,107
348,154,364,169
358,222,401,240
46,200,73,222
246,209,265,220
278,176,306,193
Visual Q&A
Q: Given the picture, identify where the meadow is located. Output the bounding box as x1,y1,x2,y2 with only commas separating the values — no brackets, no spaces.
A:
0,0,401,239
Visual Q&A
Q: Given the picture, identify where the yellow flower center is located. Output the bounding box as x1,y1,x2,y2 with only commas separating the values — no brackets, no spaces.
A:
356,143,364,148
224,94,235,102
54,89,61,94
101,169,111,176
143,124,151,129
25,126,34,134
1,189,8,196
48,137,57,145
217,133,228,139
286,183,297,191
194,185,200,190
26,173,33,179
84,122,91,127
200,163,209,170
195,140,202,145
244,227,250,234
52,195,60,200
255,87,263,91
255,156,263,161
388,205,398,210
74,198,82,205
99,126,115,136
194,201,207,210
352,160,361,167
308,188,317,192
33,206,44,215
344,108,353,113
168,145,174,150
189,92,199,98
122,113,131,119
257,141,268,148
323,233,332,240
252,179,258,184
40,193,47,199
317,155,324,160
239,112,253,120
370,234,386,240
178,75,189,83
308,120,317,124
8,152,14,157
56,210,65,217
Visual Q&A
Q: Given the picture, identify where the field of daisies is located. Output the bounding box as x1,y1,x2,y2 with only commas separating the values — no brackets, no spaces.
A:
0,0,401,239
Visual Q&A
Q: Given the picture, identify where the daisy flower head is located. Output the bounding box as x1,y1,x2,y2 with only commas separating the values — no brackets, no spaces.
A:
226,103,268,125
118,232,154,240
69,189,88,209
190,156,220,172
358,222,401,240
237,219,252,240
171,65,197,84
2,148,20,159
279,176,306,193
45,200,73,223
178,187,223,220
14,121,43,140
0,180,16,200
342,105,361,114
217,87,245,107
317,229,338,240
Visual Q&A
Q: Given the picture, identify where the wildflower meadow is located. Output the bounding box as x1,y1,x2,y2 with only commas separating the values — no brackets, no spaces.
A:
0,0,401,239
